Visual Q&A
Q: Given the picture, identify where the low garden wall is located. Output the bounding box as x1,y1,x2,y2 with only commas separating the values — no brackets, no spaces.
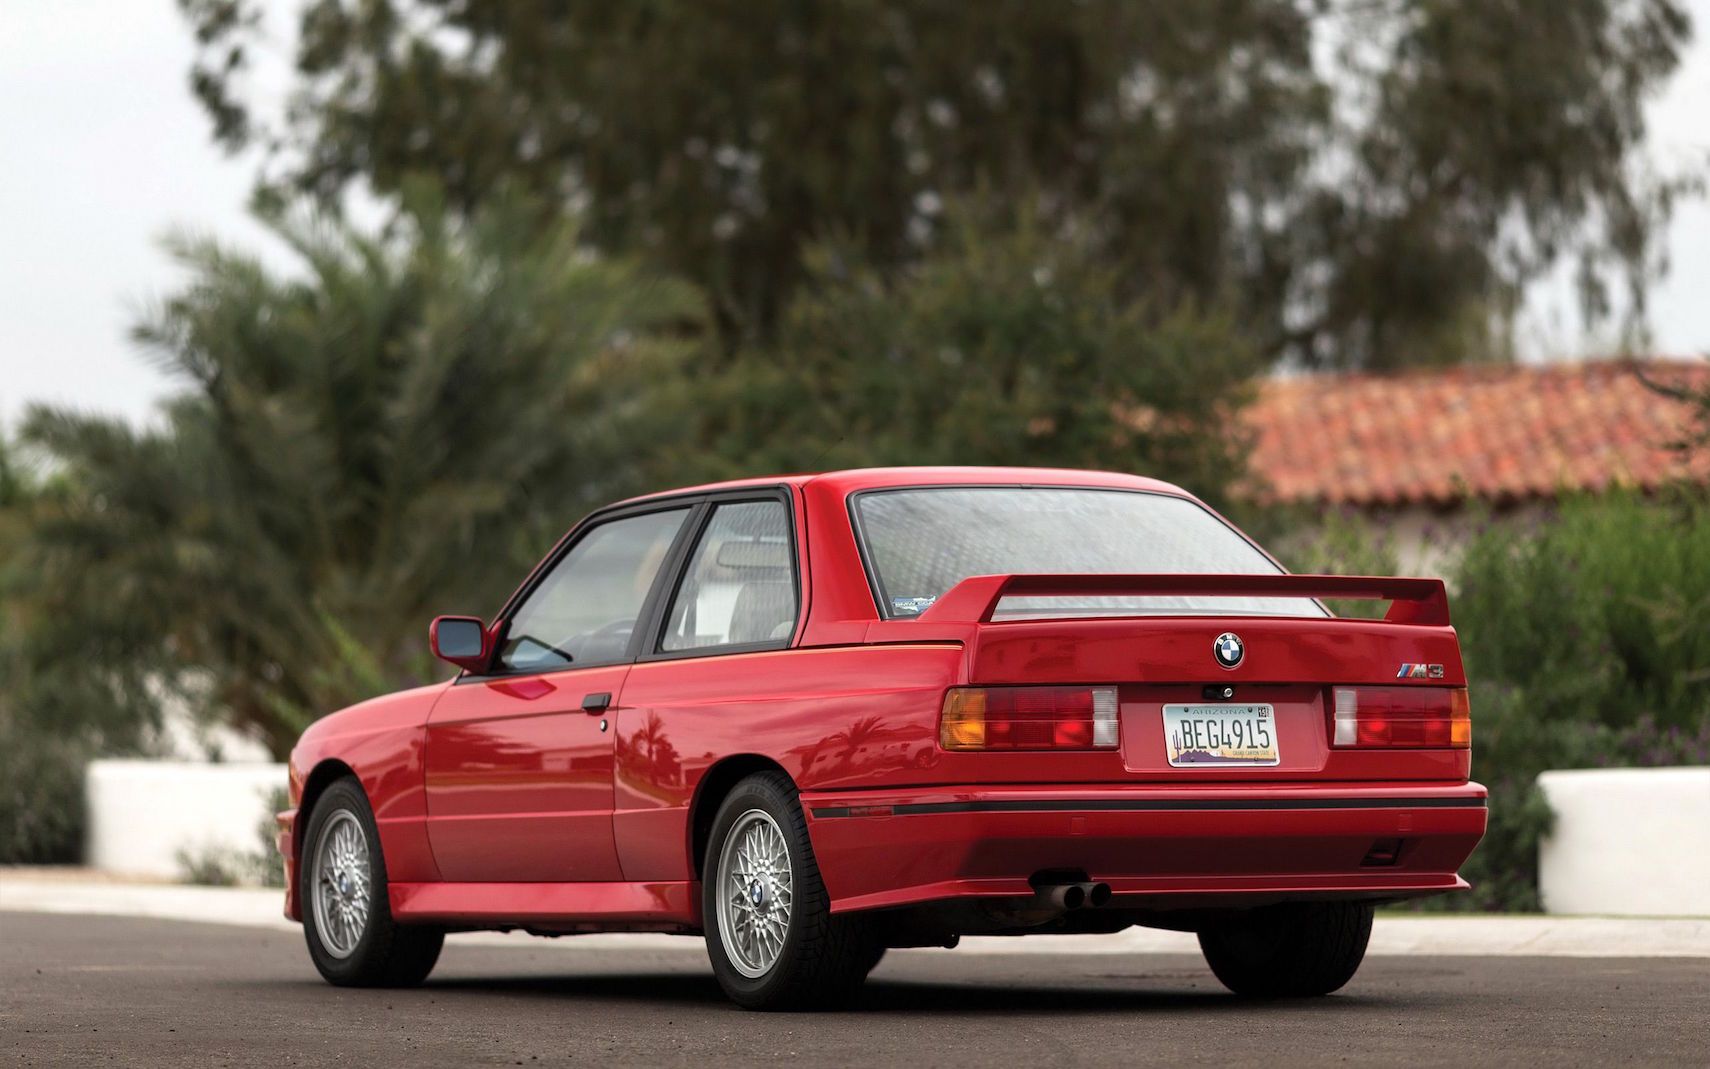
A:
1537,767,1710,917
85,760,287,879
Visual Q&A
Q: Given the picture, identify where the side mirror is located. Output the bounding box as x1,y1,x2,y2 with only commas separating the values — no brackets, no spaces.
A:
429,615,492,673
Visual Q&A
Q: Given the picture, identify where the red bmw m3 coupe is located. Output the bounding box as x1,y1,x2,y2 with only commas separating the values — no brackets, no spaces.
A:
279,467,1485,1009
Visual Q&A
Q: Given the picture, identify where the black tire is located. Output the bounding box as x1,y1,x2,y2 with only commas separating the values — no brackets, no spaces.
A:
1197,901,1374,998
300,777,444,987
701,771,879,1010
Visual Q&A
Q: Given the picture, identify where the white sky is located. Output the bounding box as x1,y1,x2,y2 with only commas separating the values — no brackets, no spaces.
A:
1,2,1707,432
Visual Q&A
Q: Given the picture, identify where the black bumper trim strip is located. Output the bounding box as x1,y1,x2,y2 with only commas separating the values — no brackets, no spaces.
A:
811,796,1487,818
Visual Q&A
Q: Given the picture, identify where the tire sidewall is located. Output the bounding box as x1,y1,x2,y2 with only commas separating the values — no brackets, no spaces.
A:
701,776,811,1005
300,778,389,983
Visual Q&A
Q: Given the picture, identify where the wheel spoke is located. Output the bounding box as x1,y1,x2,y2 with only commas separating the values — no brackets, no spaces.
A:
715,808,796,979
311,810,371,959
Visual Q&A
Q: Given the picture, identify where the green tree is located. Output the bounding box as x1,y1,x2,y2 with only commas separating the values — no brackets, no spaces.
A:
181,0,1691,367
16,195,704,757
686,201,1261,504
0,437,90,864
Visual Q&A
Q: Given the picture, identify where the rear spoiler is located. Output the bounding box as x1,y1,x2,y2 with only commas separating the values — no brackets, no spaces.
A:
914,573,1450,627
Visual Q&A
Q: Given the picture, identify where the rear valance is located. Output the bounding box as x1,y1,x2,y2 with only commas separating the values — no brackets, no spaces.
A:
915,573,1451,627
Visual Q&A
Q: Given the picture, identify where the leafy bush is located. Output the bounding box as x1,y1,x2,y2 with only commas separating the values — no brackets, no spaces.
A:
1286,491,1708,911
1429,491,1709,911
1455,491,1710,734
174,844,248,887
0,715,88,864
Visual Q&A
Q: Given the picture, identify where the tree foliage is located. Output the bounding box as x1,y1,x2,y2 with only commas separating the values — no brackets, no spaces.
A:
182,0,1691,367
0,438,90,864
692,203,1261,504
15,196,704,756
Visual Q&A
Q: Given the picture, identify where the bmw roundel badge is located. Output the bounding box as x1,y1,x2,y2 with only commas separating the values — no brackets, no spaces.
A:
1214,632,1244,669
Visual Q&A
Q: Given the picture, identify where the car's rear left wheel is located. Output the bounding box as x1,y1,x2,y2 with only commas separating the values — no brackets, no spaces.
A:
300,776,444,987
702,771,880,1010
1197,901,1374,998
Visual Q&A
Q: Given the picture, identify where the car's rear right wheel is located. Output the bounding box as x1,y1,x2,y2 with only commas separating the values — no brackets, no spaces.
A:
702,771,879,1010
1197,901,1374,998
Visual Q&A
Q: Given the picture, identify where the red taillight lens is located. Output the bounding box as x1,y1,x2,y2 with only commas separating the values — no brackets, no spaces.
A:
940,686,1119,751
1332,686,1471,749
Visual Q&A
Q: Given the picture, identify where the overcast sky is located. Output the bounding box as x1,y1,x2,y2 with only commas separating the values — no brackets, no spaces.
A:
2,3,1707,433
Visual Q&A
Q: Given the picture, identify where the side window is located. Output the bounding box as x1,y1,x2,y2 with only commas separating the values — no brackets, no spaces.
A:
497,508,689,672
661,501,798,652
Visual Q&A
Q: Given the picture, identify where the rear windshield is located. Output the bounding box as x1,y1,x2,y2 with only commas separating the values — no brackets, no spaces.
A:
853,487,1325,620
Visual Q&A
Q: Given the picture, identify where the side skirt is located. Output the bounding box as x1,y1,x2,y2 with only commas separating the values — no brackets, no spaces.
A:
389,880,700,933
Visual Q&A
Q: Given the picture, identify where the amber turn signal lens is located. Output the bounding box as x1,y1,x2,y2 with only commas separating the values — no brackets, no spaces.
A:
1449,688,1472,748
939,686,1118,751
940,688,988,750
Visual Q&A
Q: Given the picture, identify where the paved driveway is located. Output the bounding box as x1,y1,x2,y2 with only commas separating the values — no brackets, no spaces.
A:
2,911,1705,1067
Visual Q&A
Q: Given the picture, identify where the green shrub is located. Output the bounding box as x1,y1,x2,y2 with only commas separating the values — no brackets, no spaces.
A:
0,715,88,864
1455,491,1710,733
1285,491,1709,911
174,844,248,887
1425,490,1710,911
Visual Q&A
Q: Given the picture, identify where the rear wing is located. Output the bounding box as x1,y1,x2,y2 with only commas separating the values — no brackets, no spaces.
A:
914,573,1450,627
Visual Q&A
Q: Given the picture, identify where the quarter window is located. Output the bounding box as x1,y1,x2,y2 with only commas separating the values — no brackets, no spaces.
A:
661,501,797,651
496,508,690,672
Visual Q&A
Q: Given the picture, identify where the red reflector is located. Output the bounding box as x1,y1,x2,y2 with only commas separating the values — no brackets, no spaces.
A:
844,805,893,818
1333,686,1470,749
941,686,1119,751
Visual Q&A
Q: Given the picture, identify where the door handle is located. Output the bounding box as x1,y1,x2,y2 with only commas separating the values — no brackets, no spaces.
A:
581,692,612,715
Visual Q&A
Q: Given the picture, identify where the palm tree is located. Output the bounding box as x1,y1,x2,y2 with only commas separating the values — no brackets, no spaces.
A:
17,194,706,756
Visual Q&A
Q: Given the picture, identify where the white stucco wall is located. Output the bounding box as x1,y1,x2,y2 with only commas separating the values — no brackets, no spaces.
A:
85,760,288,879
1537,767,1710,917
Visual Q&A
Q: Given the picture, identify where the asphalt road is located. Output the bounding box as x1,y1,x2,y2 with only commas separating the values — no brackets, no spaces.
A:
2,912,1705,1068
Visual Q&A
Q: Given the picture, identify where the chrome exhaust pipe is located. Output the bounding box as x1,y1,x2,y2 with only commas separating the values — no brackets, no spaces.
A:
1082,881,1112,907
1038,883,1087,911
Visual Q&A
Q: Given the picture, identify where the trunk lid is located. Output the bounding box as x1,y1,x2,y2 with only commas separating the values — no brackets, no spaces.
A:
894,573,1469,783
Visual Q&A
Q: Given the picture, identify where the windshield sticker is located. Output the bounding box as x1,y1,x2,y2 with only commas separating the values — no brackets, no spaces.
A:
891,595,937,617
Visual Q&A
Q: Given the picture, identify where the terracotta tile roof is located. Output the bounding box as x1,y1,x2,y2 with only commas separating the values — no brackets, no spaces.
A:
1239,359,1710,508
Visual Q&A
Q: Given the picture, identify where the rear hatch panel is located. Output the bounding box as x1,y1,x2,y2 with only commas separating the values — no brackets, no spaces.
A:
864,573,1470,786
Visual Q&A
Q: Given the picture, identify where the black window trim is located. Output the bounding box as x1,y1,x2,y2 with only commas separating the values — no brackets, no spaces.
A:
456,497,703,683
845,482,1320,622
457,484,800,683
637,487,803,664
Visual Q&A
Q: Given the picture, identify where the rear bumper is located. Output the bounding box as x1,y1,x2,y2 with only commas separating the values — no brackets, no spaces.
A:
802,782,1487,913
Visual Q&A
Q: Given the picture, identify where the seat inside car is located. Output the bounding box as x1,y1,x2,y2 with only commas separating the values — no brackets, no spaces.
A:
728,579,794,643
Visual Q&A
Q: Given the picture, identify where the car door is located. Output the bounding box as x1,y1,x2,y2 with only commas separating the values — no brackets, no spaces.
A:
610,495,805,880
424,505,693,882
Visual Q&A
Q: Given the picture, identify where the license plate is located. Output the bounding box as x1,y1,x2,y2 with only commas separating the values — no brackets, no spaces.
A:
1163,704,1280,767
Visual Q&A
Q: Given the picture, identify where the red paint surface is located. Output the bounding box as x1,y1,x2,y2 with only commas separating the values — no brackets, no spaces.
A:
279,467,1486,931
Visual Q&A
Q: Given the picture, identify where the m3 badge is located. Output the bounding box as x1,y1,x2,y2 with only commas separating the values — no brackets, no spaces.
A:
1396,663,1445,679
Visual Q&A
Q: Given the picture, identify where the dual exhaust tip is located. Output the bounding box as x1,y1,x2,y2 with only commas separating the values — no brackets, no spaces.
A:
1037,881,1111,911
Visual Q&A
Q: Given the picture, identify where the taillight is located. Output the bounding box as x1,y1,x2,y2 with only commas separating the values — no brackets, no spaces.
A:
940,686,1119,751
1332,686,1471,748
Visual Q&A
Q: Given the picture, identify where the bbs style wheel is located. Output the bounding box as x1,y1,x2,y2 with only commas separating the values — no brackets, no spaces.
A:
300,776,444,987
702,771,879,1010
